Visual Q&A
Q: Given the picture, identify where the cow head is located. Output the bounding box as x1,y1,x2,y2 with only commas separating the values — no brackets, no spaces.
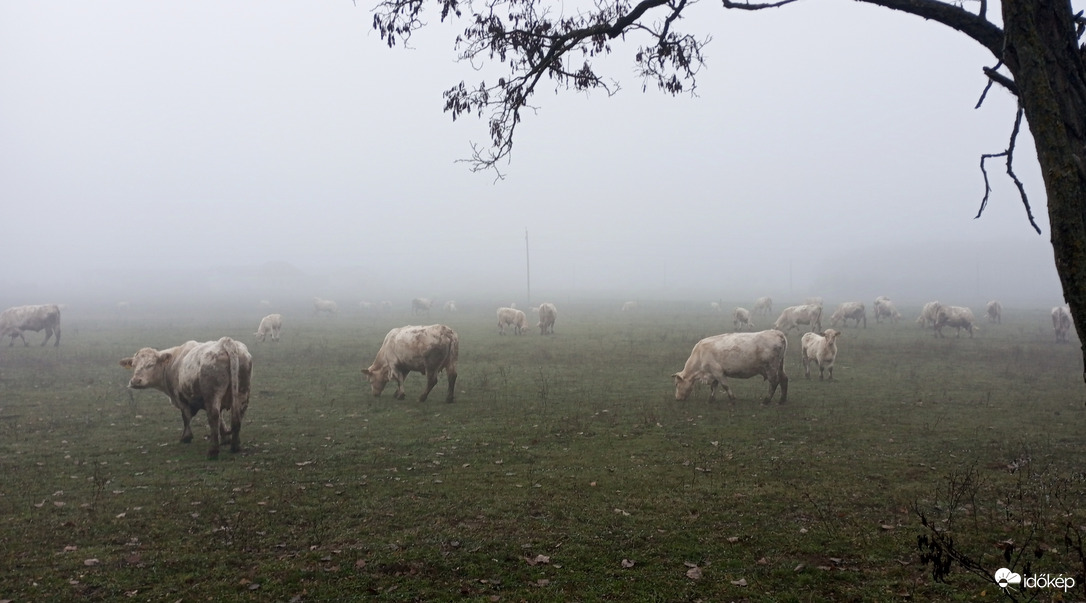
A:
361,365,391,397
671,373,694,401
119,348,171,389
823,329,840,345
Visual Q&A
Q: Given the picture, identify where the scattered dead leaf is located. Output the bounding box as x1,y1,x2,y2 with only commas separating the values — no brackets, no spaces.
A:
621,559,635,568
731,578,748,587
83,558,100,566
525,554,550,566
726,536,739,543
880,524,895,531
686,566,702,580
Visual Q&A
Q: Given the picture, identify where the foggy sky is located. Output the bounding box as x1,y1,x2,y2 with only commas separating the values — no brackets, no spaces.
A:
0,1,1068,309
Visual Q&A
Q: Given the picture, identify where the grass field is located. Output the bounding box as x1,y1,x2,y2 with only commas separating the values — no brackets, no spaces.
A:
1,301,1084,602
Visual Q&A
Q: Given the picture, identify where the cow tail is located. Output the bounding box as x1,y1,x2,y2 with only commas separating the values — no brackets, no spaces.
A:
226,338,241,435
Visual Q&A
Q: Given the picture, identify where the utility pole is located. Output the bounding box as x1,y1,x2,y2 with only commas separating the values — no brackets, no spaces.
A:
525,228,531,305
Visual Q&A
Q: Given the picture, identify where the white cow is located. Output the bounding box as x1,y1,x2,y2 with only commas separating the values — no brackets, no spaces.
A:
312,297,338,316
801,329,840,381
916,301,942,328
934,305,976,338
709,301,721,313
497,307,528,335
671,330,788,404
753,297,773,316
773,304,823,334
255,314,283,342
830,302,866,328
361,324,459,403
120,337,252,459
538,302,558,335
0,304,61,347
805,296,824,306
622,301,640,312
873,297,902,324
444,300,457,312
733,307,754,330
1052,305,1073,343
986,300,1003,324
412,298,434,315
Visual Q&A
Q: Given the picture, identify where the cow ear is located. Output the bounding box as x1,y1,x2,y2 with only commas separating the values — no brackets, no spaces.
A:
671,373,683,384
157,352,172,365
361,368,372,376
119,358,134,370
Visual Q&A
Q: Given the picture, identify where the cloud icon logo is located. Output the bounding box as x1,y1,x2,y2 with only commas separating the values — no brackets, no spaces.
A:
995,567,1022,588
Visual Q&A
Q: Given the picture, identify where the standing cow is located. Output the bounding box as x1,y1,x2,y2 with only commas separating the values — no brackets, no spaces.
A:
934,305,976,338
497,307,528,335
538,302,558,335
801,329,840,381
733,307,754,330
255,314,283,342
313,297,338,316
0,304,61,347
916,301,942,328
873,297,901,324
773,304,823,334
752,297,773,316
986,300,1003,324
362,324,459,403
1052,305,1073,343
120,337,252,459
412,298,434,315
830,302,866,328
671,330,788,404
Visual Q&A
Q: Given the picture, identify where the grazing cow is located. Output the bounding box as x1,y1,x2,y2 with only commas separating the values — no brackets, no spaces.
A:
671,330,788,404
773,304,823,334
830,302,866,328
709,301,721,313
873,297,902,324
412,298,434,315
312,297,338,316
986,300,1003,324
805,296,824,307
497,307,528,335
0,304,61,347
1052,305,1073,343
444,300,457,312
622,301,640,312
916,301,942,328
801,329,840,381
361,324,459,403
733,307,754,330
255,314,283,342
120,337,252,459
538,302,558,335
934,305,976,338
753,297,773,316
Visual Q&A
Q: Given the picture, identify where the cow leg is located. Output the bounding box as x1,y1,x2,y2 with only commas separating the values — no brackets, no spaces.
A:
179,407,195,443
444,369,457,403
205,403,222,459
707,380,719,402
819,366,825,381
41,328,53,346
418,370,439,402
53,325,60,346
827,366,834,382
393,377,407,400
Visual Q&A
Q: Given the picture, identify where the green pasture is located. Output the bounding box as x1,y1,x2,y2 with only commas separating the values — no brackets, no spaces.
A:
0,301,1083,601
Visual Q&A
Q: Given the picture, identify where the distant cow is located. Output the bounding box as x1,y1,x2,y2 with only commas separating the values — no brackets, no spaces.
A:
733,307,754,330
671,330,788,404
622,301,640,312
497,307,528,335
753,297,773,316
255,314,282,342
830,302,866,328
1052,305,1073,343
538,302,558,335
873,297,902,324
986,300,1003,324
934,305,976,338
412,298,434,315
916,301,942,328
0,304,61,347
361,324,459,403
444,300,457,312
801,329,840,381
805,296,824,306
120,337,252,459
709,301,721,313
773,304,823,334
313,297,338,316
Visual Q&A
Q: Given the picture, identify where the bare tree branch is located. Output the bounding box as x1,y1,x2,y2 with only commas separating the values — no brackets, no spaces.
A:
977,105,1042,234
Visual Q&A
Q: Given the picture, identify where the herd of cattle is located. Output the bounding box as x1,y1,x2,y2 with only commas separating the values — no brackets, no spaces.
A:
0,295,1077,459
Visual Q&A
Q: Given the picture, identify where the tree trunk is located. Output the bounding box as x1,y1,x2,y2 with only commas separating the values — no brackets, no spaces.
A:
1003,0,1086,382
